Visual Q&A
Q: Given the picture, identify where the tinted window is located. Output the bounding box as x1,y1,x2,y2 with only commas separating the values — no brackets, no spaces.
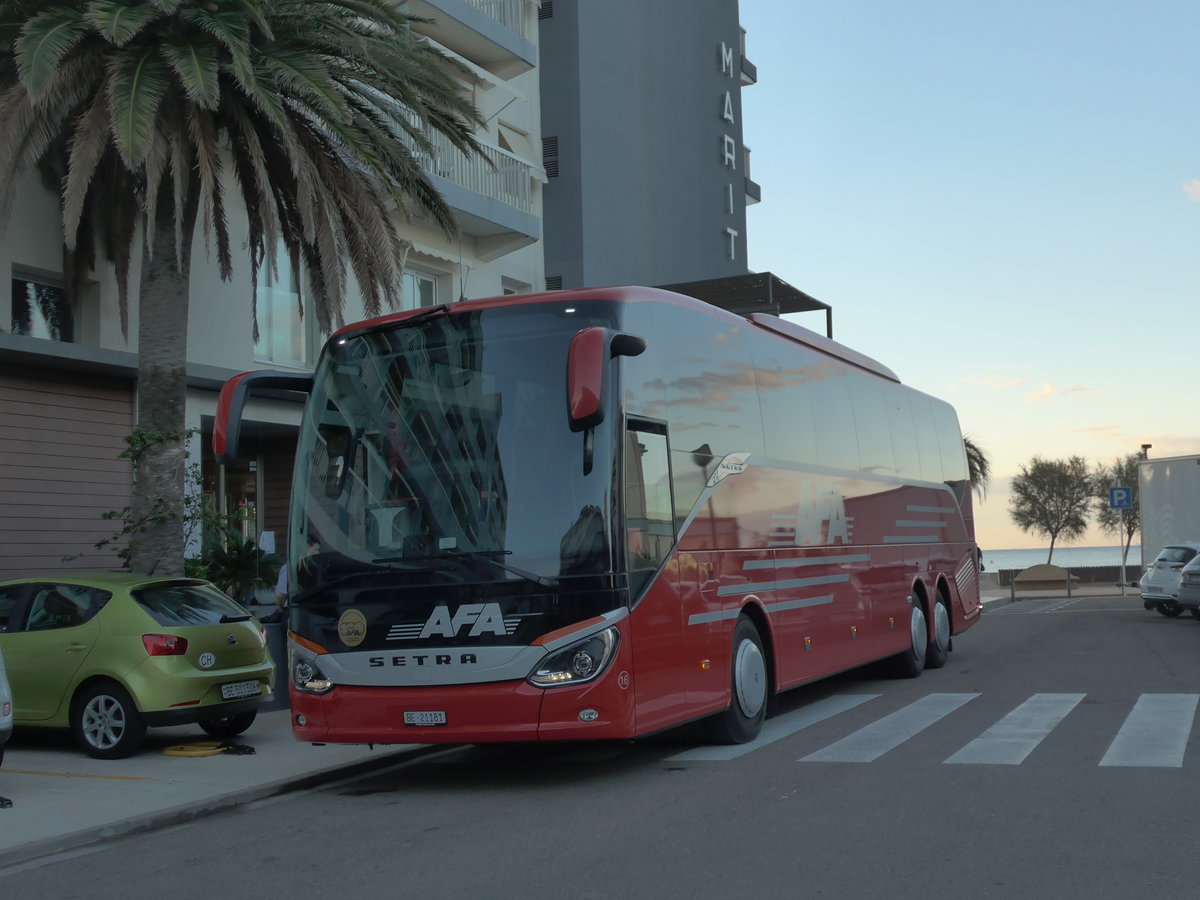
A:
0,587,22,632
849,372,894,476
24,584,109,631
625,423,675,598
134,583,252,626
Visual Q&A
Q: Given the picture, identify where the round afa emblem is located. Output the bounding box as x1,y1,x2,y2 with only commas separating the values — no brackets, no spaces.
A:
198,652,216,669
338,609,368,647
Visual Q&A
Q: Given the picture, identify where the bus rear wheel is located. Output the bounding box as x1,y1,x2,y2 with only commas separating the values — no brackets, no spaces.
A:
892,597,928,678
925,593,952,669
705,616,767,744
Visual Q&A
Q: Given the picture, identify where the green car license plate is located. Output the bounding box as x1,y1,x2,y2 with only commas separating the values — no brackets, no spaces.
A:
220,680,262,701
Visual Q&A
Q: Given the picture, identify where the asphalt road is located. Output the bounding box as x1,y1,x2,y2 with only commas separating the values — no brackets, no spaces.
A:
9,594,1200,899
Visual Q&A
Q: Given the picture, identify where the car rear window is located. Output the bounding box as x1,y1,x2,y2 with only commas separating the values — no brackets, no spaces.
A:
1156,547,1198,565
133,582,253,626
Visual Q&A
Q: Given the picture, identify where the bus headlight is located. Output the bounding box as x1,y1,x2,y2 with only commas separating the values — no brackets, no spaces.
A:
292,658,334,694
528,627,619,687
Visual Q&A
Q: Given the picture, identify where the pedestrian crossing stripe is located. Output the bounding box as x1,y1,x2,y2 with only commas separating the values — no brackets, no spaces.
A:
801,693,978,763
667,692,1200,767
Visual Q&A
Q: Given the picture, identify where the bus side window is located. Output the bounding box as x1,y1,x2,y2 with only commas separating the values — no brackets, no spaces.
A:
625,423,675,598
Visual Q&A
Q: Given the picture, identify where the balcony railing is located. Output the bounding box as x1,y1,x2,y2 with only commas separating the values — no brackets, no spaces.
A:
410,127,534,215
464,0,528,39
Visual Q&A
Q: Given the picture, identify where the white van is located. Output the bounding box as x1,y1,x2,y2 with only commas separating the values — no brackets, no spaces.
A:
1140,542,1200,616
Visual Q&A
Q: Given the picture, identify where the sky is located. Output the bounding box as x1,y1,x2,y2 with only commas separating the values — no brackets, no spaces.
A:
738,0,1200,551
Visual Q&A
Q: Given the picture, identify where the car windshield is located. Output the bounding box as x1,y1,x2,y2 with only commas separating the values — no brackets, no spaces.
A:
134,582,253,626
291,301,618,587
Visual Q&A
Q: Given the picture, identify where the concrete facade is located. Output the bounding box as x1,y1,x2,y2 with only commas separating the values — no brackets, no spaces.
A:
538,0,758,290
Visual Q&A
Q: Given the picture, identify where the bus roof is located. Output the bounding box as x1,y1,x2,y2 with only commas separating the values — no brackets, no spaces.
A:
329,286,899,383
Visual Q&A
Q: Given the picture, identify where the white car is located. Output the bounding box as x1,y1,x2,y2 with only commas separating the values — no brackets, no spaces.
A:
1140,542,1200,617
1173,555,1200,618
0,646,12,768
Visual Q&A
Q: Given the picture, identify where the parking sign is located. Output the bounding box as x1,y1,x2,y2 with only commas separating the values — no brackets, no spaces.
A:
1109,487,1133,509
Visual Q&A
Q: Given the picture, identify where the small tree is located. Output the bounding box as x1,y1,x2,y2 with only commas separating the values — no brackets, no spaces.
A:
1009,456,1094,563
1093,454,1140,573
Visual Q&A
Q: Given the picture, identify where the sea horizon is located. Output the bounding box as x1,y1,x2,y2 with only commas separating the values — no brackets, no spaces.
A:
980,545,1141,572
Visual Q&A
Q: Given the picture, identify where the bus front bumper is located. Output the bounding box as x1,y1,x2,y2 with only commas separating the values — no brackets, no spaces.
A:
290,673,636,745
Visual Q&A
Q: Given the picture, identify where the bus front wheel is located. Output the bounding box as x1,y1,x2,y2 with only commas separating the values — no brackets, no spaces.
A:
706,616,768,744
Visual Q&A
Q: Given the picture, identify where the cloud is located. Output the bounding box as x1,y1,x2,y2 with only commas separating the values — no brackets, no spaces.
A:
981,376,1026,389
1023,383,1101,403
1025,383,1055,403
1184,179,1200,202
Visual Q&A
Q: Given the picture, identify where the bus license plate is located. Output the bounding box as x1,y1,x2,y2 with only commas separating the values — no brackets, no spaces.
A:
404,710,447,727
220,680,262,700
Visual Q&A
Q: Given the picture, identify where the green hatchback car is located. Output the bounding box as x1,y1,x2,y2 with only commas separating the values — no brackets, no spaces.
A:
0,573,276,759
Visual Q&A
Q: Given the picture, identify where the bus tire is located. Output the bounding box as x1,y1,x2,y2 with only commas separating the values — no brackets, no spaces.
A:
892,597,928,678
705,616,768,744
925,593,952,669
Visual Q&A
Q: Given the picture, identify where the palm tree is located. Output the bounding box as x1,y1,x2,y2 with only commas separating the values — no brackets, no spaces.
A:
0,0,483,574
964,434,991,501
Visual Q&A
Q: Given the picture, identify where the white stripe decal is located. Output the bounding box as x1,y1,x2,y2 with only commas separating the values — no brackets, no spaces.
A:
687,609,742,626
744,554,871,570
944,693,1084,765
1100,694,1199,768
800,693,978,762
763,596,834,613
716,574,847,597
668,694,880,761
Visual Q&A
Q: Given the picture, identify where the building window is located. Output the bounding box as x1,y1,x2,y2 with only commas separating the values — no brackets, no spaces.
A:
254,251,305,367
12,275,73,341
403,270,438,309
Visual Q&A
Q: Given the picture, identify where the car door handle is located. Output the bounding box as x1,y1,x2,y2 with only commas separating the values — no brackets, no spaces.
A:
67,642,88,652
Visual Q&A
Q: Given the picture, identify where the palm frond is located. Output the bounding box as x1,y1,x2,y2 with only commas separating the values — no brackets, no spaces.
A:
62,88,112,246
108,46,169,164
15,5,86,99
160,36,220,108
85,0,161,46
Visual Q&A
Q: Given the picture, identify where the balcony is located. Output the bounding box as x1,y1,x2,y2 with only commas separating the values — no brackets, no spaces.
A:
407,0,537,78
410,127,541,260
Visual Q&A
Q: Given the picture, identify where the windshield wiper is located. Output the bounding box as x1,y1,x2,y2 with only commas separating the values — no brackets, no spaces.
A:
374,549,558,589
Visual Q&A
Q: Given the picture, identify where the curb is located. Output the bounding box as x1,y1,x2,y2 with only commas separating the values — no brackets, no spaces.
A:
0,743,444,871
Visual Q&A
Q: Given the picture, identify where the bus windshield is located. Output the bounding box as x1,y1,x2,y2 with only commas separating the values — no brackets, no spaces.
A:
293,302,618,594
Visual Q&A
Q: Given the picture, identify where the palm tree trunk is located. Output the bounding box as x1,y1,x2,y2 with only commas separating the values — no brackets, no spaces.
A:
129,186,197,575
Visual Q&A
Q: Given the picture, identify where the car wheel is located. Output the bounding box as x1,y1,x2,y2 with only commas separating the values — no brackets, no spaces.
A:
1157,603,1184,617
925,593,952,669
71,682,146,759
199,710,257,739
705,616,768,744
892,596,928,678
1190,609,1200,621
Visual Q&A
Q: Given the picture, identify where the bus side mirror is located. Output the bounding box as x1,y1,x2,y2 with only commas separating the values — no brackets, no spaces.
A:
214,370,314,464
567,327,646,432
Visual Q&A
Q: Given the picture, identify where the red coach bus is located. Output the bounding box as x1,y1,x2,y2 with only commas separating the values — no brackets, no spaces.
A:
214,286,981,746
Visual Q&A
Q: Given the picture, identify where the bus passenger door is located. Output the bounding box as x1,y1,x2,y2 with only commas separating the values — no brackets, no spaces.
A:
624,421,690,731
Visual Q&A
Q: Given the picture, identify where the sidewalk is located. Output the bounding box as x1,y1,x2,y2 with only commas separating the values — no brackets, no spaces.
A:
980,582,1134,606
0,707,425,869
